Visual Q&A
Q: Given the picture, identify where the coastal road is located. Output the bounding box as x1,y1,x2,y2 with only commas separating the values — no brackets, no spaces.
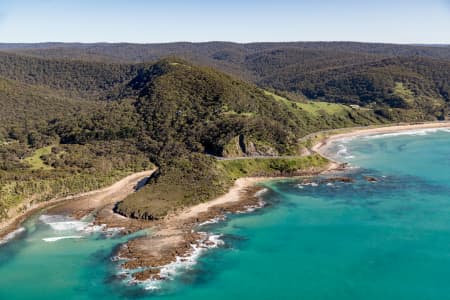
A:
211,155,309,161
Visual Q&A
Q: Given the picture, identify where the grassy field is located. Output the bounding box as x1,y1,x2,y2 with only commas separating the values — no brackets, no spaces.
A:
263,90,351,115
222,110,255,117
217,155,329,180
393,82,415,104
24,146,53,170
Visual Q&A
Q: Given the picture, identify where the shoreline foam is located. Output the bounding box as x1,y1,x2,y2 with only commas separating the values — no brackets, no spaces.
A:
0,170,155,241
0,227,26,245
312,122,450,161
119,187,268,290
128,122,450,289
4,122,450,289
114,165,339,289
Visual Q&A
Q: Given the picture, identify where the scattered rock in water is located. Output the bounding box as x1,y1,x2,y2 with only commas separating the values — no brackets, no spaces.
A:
117,186,264,283
364,176,378,182
320,177,354,184
134,268,163,281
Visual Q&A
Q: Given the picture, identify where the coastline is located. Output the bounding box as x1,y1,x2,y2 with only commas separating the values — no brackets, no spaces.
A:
119,121,450,285
116,163,341,284
0,170,155,240
311,121,450,159
3,121,450,287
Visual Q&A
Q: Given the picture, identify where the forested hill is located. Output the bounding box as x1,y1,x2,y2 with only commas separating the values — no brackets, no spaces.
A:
0,45,449,220
0,52,138,98
49,59,383,159
1,42,450,62
0,42,449,117
0,57,383,219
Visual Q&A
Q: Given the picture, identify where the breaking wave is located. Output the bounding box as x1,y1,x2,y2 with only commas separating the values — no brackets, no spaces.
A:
141,233,224,291
39,214,124,241
0,227,26,245
42,236,84,242
335,144,355,160
119,187,269,291
363,128,450,139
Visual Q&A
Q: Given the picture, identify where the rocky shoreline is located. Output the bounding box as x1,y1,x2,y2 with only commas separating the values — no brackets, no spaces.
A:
0,170,155,240
0,129,362,288
3,122,450,289
111,122,450,286
117,185,265,282
110,162,345,285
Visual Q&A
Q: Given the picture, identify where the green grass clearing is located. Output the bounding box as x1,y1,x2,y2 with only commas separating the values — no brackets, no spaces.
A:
24,146,53,170
263,90,350,115
393,82,415,104
217,155,329,180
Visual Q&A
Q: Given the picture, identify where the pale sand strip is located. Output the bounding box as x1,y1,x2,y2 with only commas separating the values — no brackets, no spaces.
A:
119,162,340,282
170,159,342,223
312,121,450,158
5,121,450,280
0,169,155,238
171,177,271,222
129,121,450,282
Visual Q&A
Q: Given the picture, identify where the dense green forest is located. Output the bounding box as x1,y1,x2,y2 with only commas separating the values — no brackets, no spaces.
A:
2,41,450,62
0,42,449,220
1,42,449,117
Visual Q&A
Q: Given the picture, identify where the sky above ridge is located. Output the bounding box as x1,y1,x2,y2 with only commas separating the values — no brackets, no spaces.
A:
0,0,449,44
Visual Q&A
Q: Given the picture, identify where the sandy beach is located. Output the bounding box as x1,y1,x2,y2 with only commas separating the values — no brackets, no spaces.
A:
312,121,450,159
0,170,155,239
4,121,450,283
116,161,342,282
120,121,450,282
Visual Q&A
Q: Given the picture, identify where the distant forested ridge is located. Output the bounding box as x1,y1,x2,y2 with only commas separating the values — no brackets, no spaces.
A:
0,41,449,220
0,42,449,116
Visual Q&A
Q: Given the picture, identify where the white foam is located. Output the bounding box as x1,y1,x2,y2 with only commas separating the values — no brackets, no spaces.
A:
254,188,269,198
118,233,225,291
198,216,225,227
42,235,84,242
120,186,269,291
363,128,450,140
239,188,268,212
83,224,106,233
237,199,266,214
39,215,88,231
142,233,224,290
335,144,354,159
0,227,26,245
298,182,319,187
39,214,124,237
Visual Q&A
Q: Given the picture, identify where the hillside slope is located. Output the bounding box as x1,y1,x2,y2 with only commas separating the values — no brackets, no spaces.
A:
39,59,385,219
0,43,449,117
1,54,449,221
0,77,103,143
0,52,138,98
52,59,384,159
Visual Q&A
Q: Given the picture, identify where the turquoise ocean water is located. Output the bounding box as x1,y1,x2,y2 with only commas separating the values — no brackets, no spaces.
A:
1,128,450,299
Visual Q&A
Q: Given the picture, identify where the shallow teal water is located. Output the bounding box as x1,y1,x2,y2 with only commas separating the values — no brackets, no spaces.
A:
2,128,450,299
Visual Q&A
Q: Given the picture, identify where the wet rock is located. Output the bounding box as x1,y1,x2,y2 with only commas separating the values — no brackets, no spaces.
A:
116,186,266,283
320,177,354,183
134,268,162,281
364,176,378,182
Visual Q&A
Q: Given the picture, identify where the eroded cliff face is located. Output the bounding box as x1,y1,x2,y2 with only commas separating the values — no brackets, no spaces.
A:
222,134,279,157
